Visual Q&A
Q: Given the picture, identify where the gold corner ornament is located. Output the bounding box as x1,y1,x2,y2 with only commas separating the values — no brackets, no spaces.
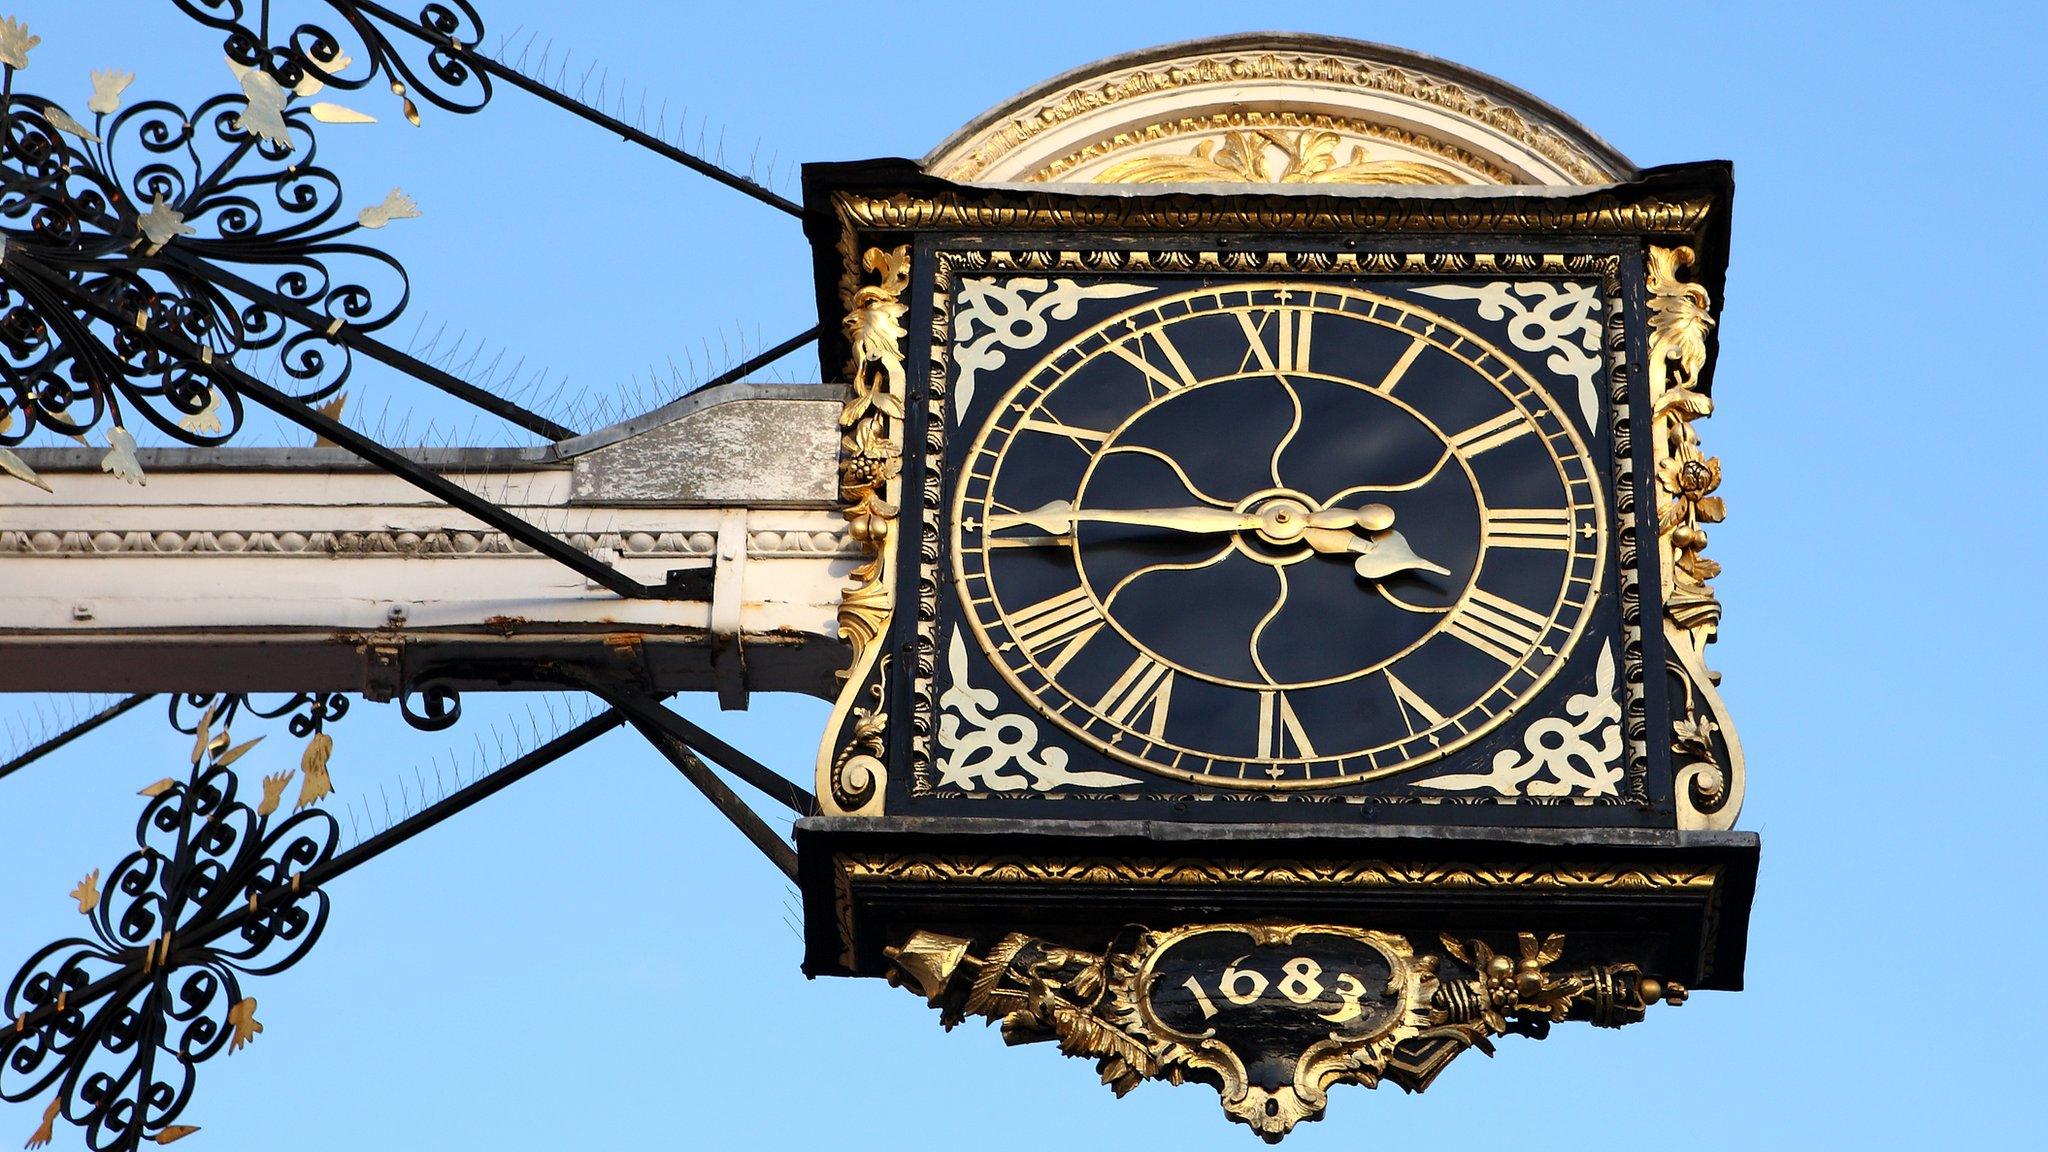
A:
1647,245,1743,830
820,245,910,815
886,923,1683,1141
1095,128,1465,186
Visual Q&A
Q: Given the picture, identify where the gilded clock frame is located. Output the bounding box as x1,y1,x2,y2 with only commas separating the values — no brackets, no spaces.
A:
947,283,1608,787
901,247,1650,808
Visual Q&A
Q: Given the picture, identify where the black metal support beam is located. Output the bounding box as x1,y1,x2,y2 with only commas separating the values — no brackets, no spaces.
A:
562,672,804,877
585,684,817,816
354,0,803,218
0,694,153,785
680,325,821,399
1,703,629,1045
232,365,660,597
322,704,629,890
613,699,800,881
160,253,577,441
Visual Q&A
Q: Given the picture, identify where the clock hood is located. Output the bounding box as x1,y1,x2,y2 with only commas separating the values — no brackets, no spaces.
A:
921,32,1638,188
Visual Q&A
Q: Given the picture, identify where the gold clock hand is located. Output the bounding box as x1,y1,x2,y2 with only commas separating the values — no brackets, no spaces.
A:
1300,504,1396,556
991,499,1261,536
1349,529,1451,580
1304,503,1396,532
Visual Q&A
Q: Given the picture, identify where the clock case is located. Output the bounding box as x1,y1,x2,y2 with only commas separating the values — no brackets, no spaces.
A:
796,159,1754,988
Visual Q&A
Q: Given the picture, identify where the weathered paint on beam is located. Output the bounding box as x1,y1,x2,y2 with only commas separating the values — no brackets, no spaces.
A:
0,386,854,701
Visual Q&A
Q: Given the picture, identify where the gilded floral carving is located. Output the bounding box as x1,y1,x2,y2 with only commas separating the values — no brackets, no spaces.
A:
1095,128,1464,186
1646,245,1743,830
886,922,1682,1140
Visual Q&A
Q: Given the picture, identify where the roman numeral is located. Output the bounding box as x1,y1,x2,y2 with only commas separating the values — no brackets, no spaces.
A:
1483,507,1574,550
1373,336,1428,394
1237,308,1314,374
1443,588,1550,665
1383,671,1446,736
1095,653,1174,739
1107,329,1200,396
1447,410,1533,457
1256,690,1317,759
1018,413,1109,446
1009,587,1105,676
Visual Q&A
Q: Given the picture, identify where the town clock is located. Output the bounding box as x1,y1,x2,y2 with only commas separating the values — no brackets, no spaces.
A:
795,33,1756,1140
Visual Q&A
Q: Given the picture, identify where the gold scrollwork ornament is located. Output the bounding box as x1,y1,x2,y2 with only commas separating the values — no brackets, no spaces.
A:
819,246,911,815
886,924,1682,1141
1646,245,1743,830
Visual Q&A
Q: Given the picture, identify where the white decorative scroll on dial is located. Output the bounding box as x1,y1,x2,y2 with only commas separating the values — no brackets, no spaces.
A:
937,630,1141,792
1410,282,1605,429
951,278,1147,420
1414,641,1623,797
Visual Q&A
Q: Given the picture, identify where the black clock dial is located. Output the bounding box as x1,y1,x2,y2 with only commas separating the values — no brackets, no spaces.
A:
951,283,1604,787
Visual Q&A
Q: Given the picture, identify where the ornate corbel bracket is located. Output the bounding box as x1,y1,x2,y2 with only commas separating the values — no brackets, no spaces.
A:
817,244,910,815
886,923,1683,1141
1647,245,1744,830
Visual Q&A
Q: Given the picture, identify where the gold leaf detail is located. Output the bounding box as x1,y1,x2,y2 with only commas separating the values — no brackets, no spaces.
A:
213,735,264,769
1648,245,1743,831
307,101,375,124
69,869,100,914
89,69,136,115
257,769,294,818
0,446,52,492
100,426,146,485
886,923,1671,1138
226,997,263,1052
356,188,419,229
1098,129,1465,186
295,731,334,810
0,16,40,71
25,1096,59,1150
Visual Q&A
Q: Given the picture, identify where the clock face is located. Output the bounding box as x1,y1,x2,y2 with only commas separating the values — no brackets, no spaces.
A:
950,282,1606,788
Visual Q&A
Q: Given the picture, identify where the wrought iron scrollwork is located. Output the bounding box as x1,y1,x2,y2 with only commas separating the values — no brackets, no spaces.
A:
397,680,461,731
168,691,350,741
155,1,802,216
1,32,412,461
0,698,643,1148
170,1,493,121
0,708,338,1151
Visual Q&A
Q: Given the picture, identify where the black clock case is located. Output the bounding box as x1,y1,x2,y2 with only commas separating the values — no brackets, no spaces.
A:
797,160,1755,988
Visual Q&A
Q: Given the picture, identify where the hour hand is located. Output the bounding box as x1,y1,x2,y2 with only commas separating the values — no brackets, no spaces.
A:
989,499,1260,536
1348,529,1451,580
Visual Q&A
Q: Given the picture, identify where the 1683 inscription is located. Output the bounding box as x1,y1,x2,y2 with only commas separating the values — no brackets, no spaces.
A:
1150,927,1403,1038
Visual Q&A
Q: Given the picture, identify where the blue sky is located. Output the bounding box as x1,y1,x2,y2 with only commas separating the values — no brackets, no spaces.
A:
3,1,2044,1148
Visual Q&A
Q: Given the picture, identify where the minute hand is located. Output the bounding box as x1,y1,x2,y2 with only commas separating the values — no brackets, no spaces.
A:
989,500,1259,535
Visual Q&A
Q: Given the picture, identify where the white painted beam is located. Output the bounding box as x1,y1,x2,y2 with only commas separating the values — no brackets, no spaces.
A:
0,386,855,701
